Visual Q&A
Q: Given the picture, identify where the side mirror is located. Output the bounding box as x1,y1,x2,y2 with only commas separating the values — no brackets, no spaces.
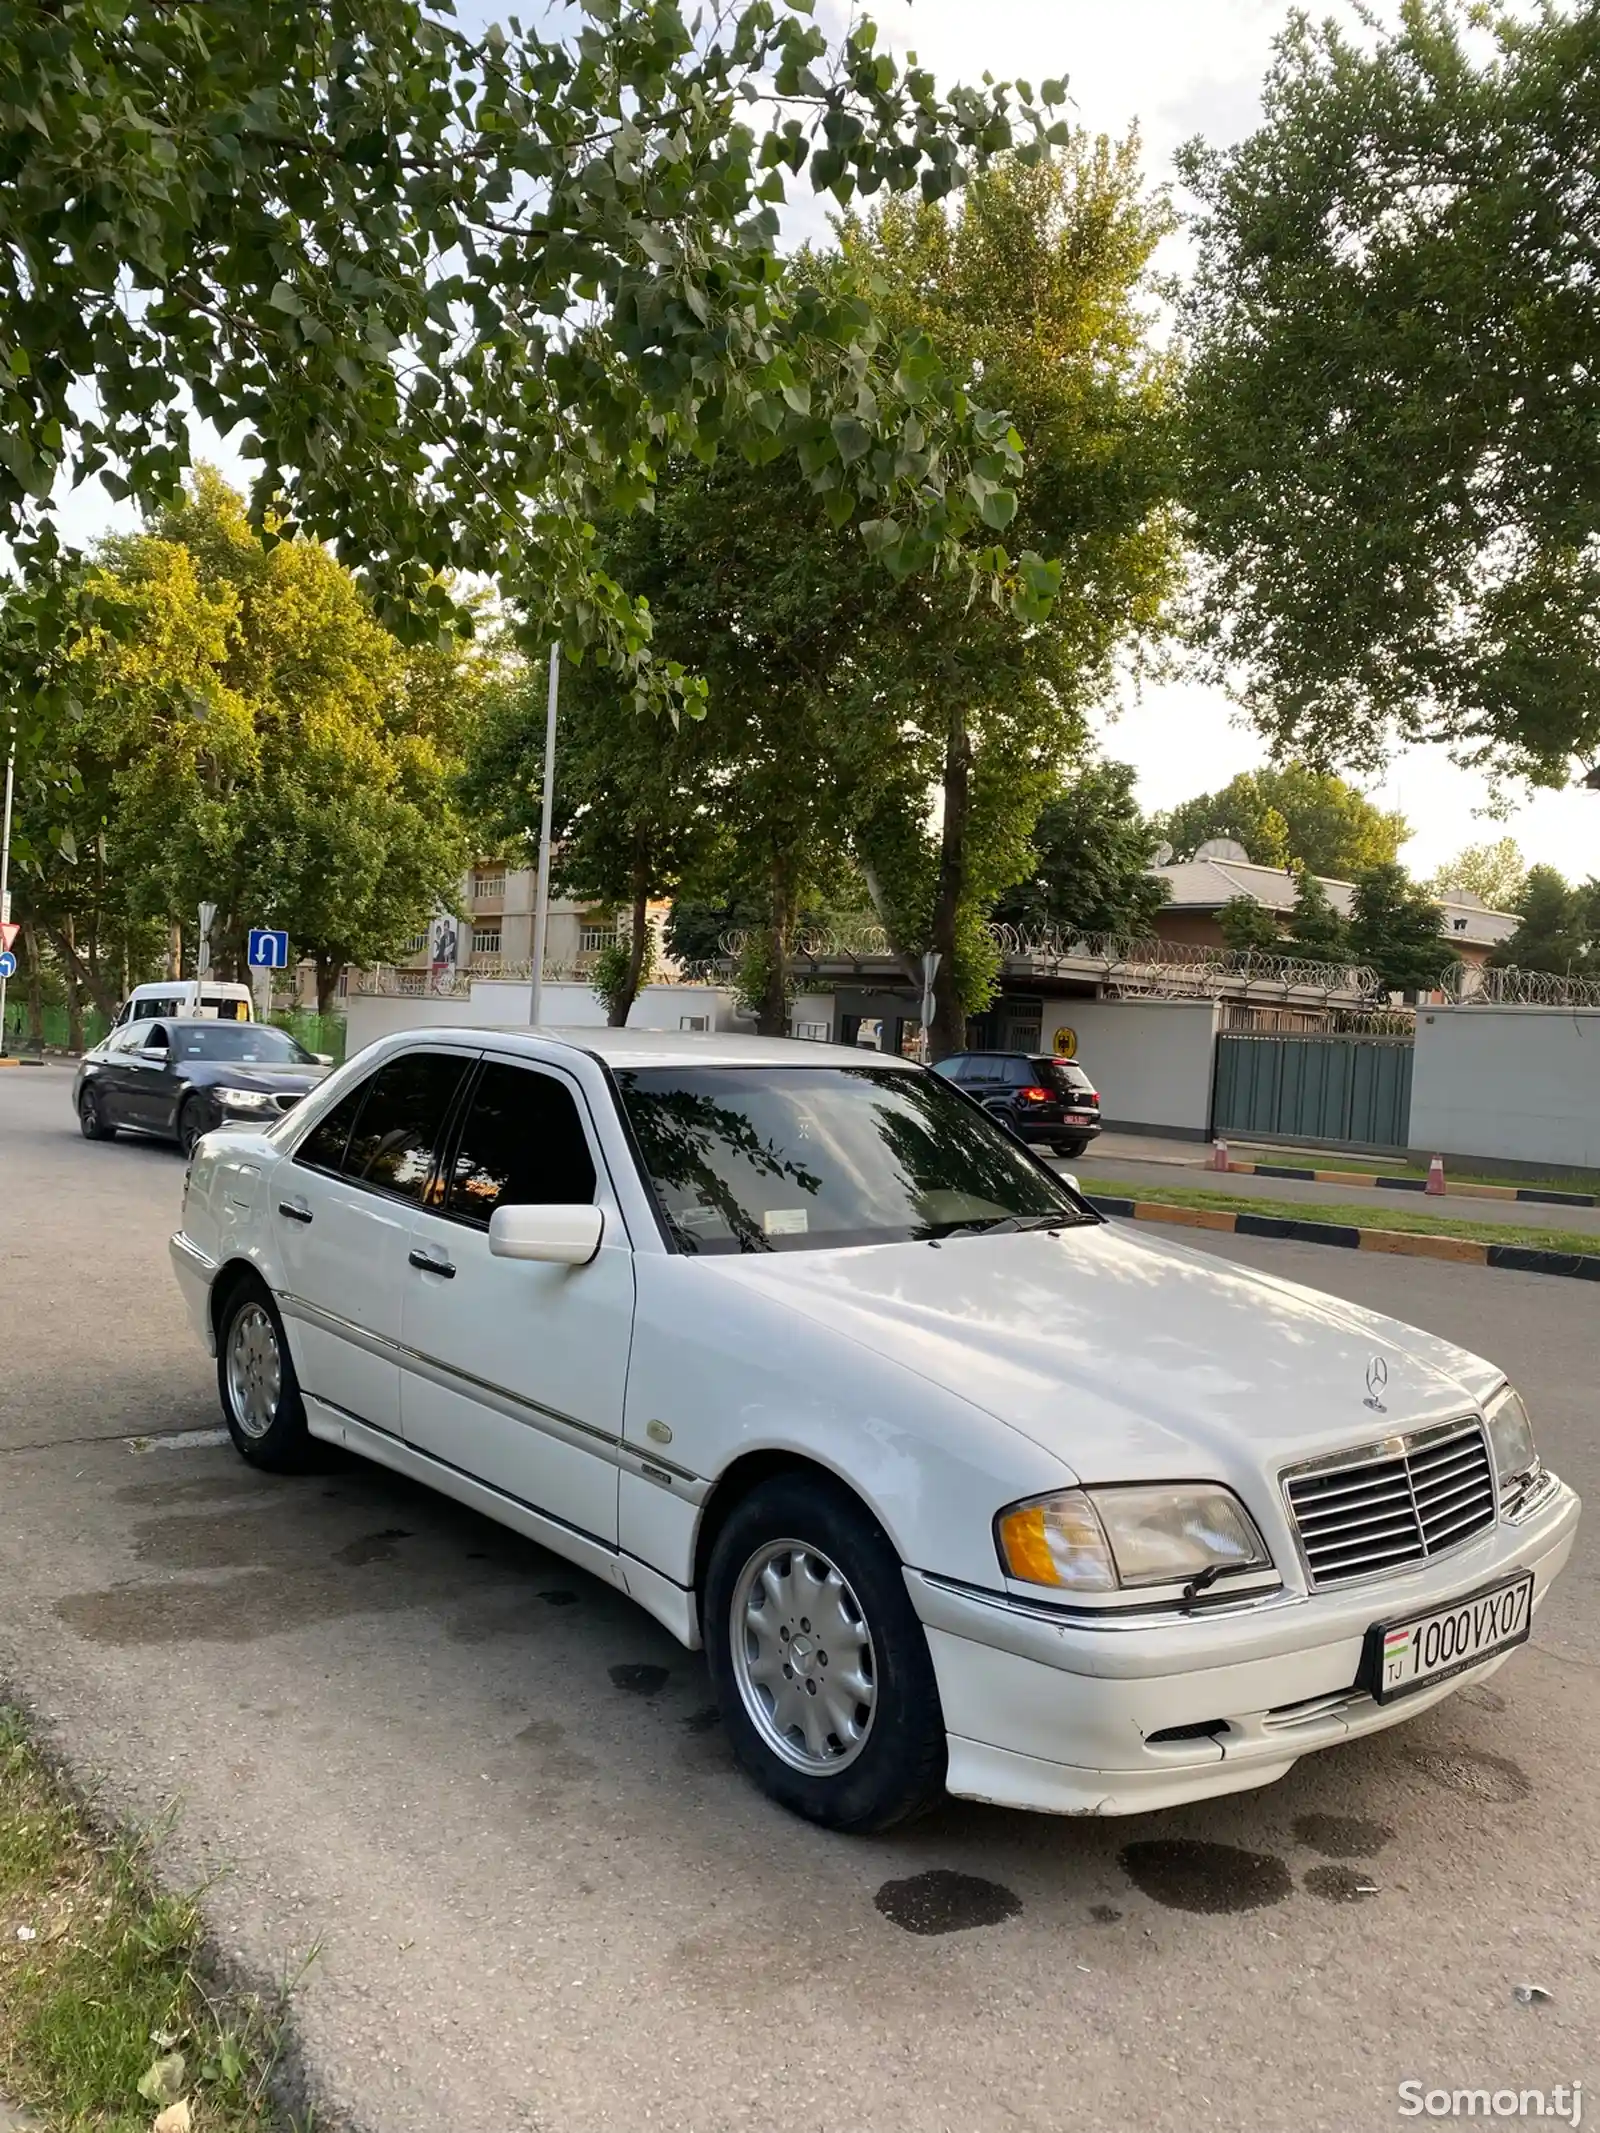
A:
139,1043,169,1061
488,1202,604,1266
1060,1173,1081,1195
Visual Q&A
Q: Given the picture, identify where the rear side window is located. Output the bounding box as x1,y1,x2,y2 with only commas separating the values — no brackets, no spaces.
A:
342,1051,471,1202
294,1078,372,1177
441,1061,597,1225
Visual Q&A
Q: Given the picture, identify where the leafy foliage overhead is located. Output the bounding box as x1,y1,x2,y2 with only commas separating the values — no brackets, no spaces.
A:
1430,838,1528,914
0,0,1073,699
1492,865,1600,978
1181,2,1600,785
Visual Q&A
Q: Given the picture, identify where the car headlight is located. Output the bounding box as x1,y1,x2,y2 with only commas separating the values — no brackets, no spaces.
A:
996,1484,1272,1593
213,1086,277,1111
1485,1386,1538,1488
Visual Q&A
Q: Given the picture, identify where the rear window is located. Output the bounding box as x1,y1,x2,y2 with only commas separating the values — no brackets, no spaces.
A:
1038,1060,1094,1094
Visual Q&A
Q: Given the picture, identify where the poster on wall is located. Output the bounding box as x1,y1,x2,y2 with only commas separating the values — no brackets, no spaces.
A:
430,915,459,976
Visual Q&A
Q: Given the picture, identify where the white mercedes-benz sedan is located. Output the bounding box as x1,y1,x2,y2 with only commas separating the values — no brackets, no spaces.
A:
169,1027,1579,1831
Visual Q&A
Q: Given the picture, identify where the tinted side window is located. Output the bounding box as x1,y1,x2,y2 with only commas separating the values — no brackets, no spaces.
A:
341,1052,471,1202
442,1062,597,1225
294,1077,373,1177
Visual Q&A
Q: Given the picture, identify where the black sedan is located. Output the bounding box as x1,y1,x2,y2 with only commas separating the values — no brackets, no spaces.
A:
932,1050,1102,1157
74,1018,332,1155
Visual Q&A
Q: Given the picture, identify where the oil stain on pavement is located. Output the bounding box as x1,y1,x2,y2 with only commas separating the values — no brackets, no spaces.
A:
1302,1864,1380,1903
1119,1839,1293,1913
609,1663,670,1695
1405,1746,1530,1803
874,1869,1023,1936
1292,1813,1394,1858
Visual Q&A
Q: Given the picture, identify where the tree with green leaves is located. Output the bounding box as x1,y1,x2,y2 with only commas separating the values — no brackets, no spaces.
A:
1182,2,1600,786
1348,866,1446,996
1284,866,1349,965
1,0,1070,731
823,139,1182,1051
1430,839,1528,914
1156,764,1407,878
24,472,476,1010
1491,866,1599,977
992,759,1166,938
462,650,721,1024
1217,896,1282,955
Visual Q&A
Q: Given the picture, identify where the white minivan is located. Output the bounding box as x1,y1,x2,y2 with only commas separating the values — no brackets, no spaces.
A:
113,981,253,1026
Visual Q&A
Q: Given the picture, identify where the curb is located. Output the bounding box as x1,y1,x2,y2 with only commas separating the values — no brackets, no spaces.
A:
1228,1159,1599,1209
1085,1195,1600,1285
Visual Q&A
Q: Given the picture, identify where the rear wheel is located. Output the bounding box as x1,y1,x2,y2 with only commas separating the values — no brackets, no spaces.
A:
705,1472,946,1833
1053,1136,1088,1158
78,1086,116,1141
216,1278,313,1471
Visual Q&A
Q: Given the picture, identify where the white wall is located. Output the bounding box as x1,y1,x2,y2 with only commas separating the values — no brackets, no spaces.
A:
342,981,743,1061
1041,998,1220,1138
1410,1006,1600,1169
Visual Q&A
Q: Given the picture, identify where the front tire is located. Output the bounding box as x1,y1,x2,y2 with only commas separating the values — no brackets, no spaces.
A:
705,1472,946,1833
78,1087,116,1141
177,1097,206,1158
216,1279,312,1471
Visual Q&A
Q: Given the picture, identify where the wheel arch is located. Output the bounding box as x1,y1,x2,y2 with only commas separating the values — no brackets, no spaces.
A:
691,1450,895,1605
208,1255,271,1352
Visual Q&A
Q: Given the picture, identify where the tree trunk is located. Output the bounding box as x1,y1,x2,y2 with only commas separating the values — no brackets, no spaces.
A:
315,955,342,1015
927,706,971,1060
22,923,44,1051
755,860,796,1038
59,922,85,1053
168,923,182,981
610,854,652,1027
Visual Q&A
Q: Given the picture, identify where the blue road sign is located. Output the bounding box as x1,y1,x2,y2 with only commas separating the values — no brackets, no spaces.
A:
247,929,290,970
0,951,15,980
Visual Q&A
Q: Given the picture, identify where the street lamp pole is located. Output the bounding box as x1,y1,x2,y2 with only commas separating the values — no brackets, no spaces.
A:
0,723,16,1057
528,641,560,1028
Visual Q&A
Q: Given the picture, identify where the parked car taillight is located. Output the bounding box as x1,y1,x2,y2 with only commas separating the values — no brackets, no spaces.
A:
1021,1086,1052,1103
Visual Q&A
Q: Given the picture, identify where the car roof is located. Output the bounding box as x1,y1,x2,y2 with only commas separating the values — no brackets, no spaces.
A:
376,1025,920,1072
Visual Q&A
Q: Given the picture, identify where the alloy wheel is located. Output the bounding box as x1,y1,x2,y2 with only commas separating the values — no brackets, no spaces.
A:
226,1303,281,1441
728,1539,878,1774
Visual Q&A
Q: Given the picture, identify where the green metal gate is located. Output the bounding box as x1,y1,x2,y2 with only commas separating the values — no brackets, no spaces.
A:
1212,1033,1414,1149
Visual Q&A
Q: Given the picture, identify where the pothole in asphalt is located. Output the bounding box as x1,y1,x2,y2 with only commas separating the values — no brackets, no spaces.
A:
1119,1839,1293,1914
873,1869,1023,1936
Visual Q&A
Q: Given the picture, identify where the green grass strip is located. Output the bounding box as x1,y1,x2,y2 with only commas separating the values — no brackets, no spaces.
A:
1090,1180,1600,1258
0,1706,310,2132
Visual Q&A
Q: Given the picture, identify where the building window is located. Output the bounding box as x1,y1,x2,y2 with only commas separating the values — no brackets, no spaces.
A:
579,921,619,954
471,868,505,902
1452,918,1468,932
679,1014,710,1033
472,923,503,956
397,969,427,996
791,1021,829,1042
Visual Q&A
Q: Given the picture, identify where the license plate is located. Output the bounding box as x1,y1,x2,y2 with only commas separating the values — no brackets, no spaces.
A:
1068,1110,1096,1122
1366,1572,1534,1703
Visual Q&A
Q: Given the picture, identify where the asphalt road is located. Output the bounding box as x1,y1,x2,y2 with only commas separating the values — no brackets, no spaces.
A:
1,1062,1595,2133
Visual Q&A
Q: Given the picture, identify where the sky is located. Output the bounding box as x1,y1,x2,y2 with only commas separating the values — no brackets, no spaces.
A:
47,0,1599,893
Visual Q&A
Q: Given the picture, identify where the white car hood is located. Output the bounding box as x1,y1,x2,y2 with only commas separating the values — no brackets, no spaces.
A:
706,1219,1505,1485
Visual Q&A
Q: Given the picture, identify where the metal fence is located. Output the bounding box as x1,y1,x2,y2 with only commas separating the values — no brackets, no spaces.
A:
1213,1031,1415,1148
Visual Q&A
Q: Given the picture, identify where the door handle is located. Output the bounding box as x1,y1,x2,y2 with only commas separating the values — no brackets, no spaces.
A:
408,1249,456,1279
277,1200,313,1224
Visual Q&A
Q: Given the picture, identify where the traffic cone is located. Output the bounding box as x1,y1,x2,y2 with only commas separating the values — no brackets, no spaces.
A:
1212,1138,1230,1173
1425,1155,1445,1196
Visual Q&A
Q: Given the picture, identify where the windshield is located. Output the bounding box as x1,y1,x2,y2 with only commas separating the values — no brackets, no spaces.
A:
167,1025,315,1065
614,1064,1094,1254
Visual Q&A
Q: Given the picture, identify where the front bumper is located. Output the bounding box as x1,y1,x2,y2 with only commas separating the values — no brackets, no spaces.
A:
906,1475,1580,1815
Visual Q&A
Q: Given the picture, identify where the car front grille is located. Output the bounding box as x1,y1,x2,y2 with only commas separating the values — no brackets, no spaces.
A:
1282,1420,1497,1589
